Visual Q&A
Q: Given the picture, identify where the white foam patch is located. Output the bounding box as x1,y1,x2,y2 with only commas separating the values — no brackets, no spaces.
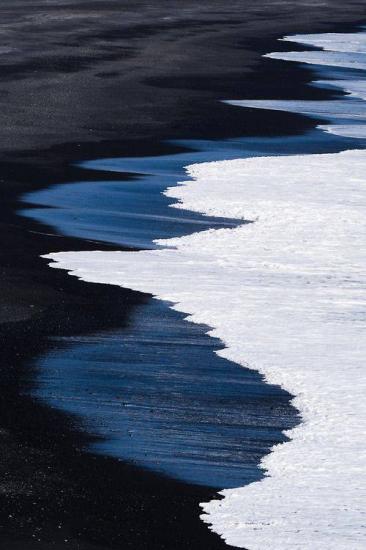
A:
40,29,366,550
228,32,366,139
315,79,366,100
281,32,366,54
43,149,366,549
265,32,366,71
265,50,366,70
227,98,366,120
319,123,366,138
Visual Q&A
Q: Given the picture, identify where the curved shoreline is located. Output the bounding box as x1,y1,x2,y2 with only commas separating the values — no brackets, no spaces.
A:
1,4,366,549
44,29,366,549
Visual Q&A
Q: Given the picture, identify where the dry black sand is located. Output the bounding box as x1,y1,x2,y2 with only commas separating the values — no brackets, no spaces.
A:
0,1,365,548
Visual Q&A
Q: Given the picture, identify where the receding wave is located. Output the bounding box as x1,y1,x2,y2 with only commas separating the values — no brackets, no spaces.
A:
42,30,366,549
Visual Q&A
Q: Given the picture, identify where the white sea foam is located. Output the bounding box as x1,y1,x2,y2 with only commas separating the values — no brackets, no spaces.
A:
41,30,366,549
266,32,366,70
281,32,366,54
227,98,366,120
229,31,366,140
315,79,366,100
319,123,366,138
265,50,366,70
44,149,366,549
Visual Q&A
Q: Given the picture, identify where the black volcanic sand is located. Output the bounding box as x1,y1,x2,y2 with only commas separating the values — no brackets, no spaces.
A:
0,1,365,549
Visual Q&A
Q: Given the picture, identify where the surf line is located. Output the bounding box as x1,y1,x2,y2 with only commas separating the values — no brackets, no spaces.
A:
42,29,366,550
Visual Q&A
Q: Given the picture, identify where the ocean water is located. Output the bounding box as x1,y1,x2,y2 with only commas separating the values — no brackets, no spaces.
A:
21,139,308,489
20,131,363,250
34,300,296,488
42,28,366,549
19,52,365,490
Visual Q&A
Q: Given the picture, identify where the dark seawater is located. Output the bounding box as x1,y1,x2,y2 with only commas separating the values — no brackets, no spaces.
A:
19,62,366,488
21,128,365,250
32,300,295,488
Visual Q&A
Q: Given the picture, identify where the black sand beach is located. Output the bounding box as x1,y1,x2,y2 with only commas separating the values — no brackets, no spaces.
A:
1,2,365,548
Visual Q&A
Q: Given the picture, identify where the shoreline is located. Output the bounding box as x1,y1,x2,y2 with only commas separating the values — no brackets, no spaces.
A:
1,3,366,548
46,31,366,548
